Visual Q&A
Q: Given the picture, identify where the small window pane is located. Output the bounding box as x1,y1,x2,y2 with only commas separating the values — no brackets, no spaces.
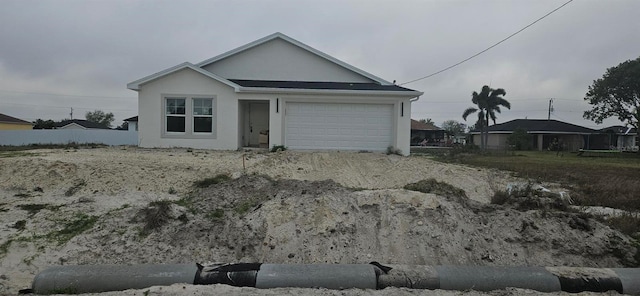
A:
194,117,212,133
167,116,185,132
166,98,186,115
193,98,213,116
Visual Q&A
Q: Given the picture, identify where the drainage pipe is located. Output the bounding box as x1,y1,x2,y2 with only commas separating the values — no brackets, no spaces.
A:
28,263,640,295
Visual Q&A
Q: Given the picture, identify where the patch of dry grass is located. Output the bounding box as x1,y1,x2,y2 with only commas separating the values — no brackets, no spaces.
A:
448,151,640,211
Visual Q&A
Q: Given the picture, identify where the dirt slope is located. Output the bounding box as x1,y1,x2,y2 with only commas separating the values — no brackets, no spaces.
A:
0,147,636,295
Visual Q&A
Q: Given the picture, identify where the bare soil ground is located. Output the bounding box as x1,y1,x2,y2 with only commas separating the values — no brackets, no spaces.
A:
0,147,637,295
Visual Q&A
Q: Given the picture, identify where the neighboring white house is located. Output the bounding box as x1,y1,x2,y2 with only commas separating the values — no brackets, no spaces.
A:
55,119,111,130
127,32,422,155
124,116,138,131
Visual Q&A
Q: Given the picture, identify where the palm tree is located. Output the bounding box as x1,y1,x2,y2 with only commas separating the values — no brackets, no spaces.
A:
462,85,510,149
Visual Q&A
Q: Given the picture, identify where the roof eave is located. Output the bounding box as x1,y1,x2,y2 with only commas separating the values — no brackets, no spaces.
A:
195,32,394,85
236,86,423,97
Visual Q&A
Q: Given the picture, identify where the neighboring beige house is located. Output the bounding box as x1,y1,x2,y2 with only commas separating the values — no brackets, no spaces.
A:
469,119,596,151
410,119,445,146
127,32,422,155
0,113,32,130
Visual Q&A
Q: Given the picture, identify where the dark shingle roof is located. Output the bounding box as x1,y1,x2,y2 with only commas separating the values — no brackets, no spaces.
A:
124,116,138,122
0,113,31,124
411,119,442,131
56,119,111,129
476,119,596,134
229,79,418,92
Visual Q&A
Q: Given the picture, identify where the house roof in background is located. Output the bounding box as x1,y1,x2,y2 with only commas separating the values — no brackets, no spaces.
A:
56,119,111,129
599,125,637,135
229,79,417,92
124,116,138,122
0,113,32,125
411,119,442,131
476,119,596,134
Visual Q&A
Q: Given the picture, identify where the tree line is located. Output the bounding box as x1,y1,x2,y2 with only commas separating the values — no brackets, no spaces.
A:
32,110,118,129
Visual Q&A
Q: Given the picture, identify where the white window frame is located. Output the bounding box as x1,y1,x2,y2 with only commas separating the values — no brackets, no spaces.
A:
162,94,216,139
192,98,214,134
165,97,186,134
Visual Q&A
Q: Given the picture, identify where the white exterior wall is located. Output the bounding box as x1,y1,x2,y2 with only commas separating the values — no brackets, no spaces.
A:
396,98,411,155
236,93,411,155
202,39,374,83
137,68,238,149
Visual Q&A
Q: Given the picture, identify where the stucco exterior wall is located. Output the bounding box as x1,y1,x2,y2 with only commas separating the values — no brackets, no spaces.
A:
238,93,410,155
202,39,374,83
137,68,238,149
0,122,32,130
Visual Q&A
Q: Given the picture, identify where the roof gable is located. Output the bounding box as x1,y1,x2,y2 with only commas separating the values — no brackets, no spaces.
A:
480,119,595,134
127,62,239,91
56,119,111,129
197,32,390,84
0,113,31,125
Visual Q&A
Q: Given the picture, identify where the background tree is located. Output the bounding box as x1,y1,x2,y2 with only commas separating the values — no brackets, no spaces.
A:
584,56,640,142
32,119,56,129
85,110,115,128
462,85,510,149
506,128,532,150
419,118,434,125
441,120,466,137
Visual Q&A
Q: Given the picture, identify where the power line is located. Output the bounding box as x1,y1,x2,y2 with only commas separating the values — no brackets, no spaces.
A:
400,0,574,85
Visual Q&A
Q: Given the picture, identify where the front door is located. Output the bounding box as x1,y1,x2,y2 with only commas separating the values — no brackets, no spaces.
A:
244,102,269,147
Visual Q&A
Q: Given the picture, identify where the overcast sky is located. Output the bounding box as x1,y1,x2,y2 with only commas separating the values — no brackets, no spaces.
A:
1,0,639,129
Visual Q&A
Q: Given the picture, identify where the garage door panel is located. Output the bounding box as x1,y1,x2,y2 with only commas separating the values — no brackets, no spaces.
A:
285,102,393,151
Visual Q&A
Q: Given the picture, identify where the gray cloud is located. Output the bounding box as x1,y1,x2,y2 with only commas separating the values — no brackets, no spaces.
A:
1,0,639,128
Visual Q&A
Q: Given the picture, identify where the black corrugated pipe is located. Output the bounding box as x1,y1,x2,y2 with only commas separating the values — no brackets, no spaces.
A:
25,263,640,295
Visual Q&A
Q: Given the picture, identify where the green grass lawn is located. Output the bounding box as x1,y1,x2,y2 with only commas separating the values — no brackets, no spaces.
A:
439,150,640,211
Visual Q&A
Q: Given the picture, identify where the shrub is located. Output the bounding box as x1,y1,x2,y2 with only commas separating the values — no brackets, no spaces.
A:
64,180,86,197
386,146,402,156
270,145,287,152
133,200,172,234
404,178,467,200
506,128,532,151
47,213,98,245
207,208,225,221
193,174,230,188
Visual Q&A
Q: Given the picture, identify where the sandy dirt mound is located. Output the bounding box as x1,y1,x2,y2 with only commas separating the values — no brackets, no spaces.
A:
0,147,636,295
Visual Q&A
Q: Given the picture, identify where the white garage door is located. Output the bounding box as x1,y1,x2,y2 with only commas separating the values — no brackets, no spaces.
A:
285,102,393,151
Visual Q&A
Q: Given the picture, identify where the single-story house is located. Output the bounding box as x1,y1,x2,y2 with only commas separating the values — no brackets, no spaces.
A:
127,32,422,155
55,119,111,130
123,116,138,131
410,119,446,146
0,113,32,130
469,119,596,151
590,126,637,151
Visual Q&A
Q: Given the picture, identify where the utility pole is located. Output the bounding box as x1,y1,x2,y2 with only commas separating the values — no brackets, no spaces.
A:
547,98,554,120
70,107,73,119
